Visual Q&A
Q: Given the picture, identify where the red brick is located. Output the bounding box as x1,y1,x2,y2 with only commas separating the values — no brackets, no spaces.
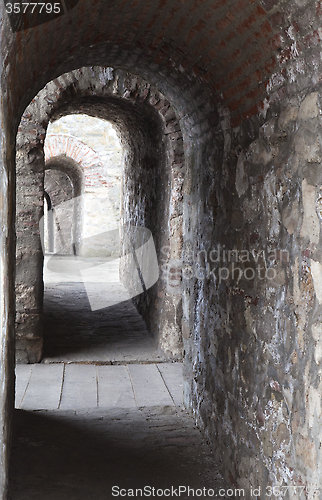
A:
231,115,243,127
254,70,263,82
203,9,214,21
270,12,284,27
210,0,228,10
317,0,322,16
236,12,257,34
223,86,237,100
162,6,181,28
226,30,237,42
196,37,213,52
215,77,227,92
261,0,279,10
256,5,266,16
159,0,169,8
242,103,259,120
146,14,159,30
236,75,252,93
216,16,233,31
263,56,277,74
261,20,273,36
245,86,261,100
252,50,263,64
200,71,215,84
177,15,188,32
231,0,248,15
229,48,242,63
229,97,244,112
227,66,243,82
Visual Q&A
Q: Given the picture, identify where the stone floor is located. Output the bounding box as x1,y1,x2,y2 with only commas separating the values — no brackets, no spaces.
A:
9,257,229,499
15,363,183,410
9,406,227,500
42,255,166,364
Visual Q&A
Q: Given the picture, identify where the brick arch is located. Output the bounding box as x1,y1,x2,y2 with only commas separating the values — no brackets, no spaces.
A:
15,67,185,365
44,155,84,255
3,0,302,131
45,134,106,189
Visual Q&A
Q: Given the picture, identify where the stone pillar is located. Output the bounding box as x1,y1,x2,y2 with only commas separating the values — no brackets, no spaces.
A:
15,143,45,363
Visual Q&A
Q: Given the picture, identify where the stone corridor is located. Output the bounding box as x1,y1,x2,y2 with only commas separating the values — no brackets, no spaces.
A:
11,269,221,500
3,0,322,497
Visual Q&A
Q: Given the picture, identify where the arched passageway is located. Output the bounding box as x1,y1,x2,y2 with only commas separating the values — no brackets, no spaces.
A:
15,68,185,366
41,113,166,363
2,0,322,498
43,167,78,255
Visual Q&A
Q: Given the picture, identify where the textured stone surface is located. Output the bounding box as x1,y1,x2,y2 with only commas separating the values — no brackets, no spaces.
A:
14,362,182,410
182,89,322,494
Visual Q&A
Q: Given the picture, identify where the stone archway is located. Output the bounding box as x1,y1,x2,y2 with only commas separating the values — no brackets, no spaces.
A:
44,165,77,255
15,67,185,364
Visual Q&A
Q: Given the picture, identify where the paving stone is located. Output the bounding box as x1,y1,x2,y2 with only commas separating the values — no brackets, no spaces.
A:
42,266,166,364
97,365,135,408
59,364,98,410
20,364,64,411
10,406,226,500
157,363,183,406
128,364,174,407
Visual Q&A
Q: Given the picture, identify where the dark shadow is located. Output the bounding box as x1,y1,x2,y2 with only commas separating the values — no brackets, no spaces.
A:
9,408,226,500
42,281,162,363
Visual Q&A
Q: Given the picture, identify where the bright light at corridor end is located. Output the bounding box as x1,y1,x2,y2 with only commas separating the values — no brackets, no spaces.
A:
39,196,159,311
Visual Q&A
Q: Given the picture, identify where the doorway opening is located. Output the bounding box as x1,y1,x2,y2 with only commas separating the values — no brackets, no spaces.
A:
41,113,164,364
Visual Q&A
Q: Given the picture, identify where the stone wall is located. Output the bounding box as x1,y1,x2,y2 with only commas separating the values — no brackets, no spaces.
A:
183,86,322,497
